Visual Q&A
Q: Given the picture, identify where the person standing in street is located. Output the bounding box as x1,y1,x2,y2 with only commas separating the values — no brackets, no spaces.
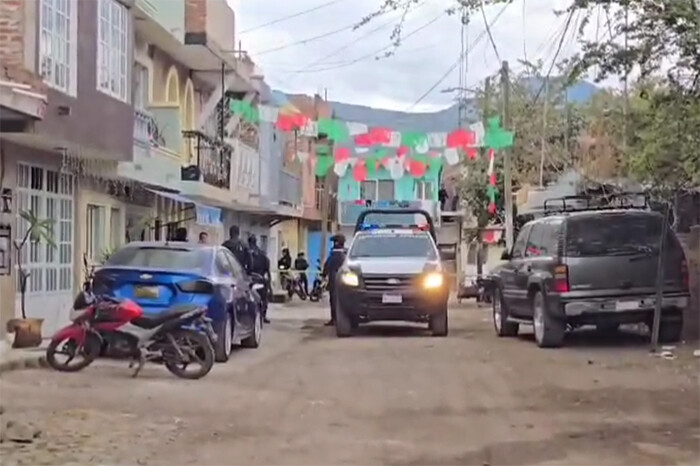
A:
198,231,208,244
248,235,271,323
173,227,188,242
294,251,309,296
322,234,347,326
278,248,292,290
222,225,251,274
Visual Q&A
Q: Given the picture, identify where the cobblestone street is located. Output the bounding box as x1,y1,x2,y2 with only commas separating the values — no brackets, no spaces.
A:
1,302,698,465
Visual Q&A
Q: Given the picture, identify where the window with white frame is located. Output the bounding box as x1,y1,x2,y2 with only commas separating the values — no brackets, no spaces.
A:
86,204,106,263
97,0,128,101
39,0,77,95
110,207,122,250
415,180,434,200
15,164,74,295
360,180,394,201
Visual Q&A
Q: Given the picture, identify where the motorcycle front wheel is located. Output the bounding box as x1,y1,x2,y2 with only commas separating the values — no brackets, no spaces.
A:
46,331,101,372
163,329,214,380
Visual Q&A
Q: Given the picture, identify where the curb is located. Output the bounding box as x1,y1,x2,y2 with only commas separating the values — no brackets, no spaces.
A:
0,353,48,375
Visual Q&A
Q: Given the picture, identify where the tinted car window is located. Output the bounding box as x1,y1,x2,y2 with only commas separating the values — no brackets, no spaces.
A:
565,213,681,257
215,250,234,276
542,220,562,256
525,223,546,257
511,225,531,259
106,247,207,270
222,248,246,279
349,234,437,259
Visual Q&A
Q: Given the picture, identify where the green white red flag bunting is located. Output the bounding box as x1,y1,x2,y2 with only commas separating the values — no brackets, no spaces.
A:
232,99,514,213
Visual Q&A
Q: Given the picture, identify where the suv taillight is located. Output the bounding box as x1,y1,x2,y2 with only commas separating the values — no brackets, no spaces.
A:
553,265,569,293
681,259,689,290
177,279,214,294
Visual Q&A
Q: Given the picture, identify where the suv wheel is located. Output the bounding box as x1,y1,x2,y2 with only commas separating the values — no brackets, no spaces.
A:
335,297,353,338
429,306,448,337
493,288,518,337
532,291,565,348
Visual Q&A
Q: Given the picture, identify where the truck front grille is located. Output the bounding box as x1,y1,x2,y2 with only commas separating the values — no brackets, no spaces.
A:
363,274,417,291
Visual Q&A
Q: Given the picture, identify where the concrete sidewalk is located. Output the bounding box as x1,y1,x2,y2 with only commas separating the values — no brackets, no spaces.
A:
0,339,47,374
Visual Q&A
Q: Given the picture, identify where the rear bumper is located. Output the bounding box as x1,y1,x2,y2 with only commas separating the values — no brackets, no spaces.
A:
549,293,689,323
337,285,448,321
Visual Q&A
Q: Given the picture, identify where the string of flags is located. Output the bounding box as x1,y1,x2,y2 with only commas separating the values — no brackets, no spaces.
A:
230,99,515,214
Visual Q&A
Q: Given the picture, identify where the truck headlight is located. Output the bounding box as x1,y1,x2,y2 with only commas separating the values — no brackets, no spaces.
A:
340,271,359,287
423,272,444,289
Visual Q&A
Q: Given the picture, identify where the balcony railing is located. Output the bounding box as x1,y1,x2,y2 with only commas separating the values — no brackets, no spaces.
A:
150,105,181,154
133,108,155,146
279,171,301,206
182,130,232,190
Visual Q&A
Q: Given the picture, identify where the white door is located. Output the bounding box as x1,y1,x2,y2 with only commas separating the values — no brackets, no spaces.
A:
15,164,74,336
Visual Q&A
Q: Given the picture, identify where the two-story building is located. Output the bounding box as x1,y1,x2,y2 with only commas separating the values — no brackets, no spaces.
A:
1,0,138,335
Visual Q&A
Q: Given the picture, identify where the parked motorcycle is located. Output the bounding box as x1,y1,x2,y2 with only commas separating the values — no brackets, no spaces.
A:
46,292,216,379
285,273,308,301
308,276,326,302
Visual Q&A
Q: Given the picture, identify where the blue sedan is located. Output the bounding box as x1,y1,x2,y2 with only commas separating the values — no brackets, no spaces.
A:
93,241,263,362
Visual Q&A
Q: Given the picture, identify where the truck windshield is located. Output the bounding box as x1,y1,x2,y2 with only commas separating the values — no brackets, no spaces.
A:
349,235,437,259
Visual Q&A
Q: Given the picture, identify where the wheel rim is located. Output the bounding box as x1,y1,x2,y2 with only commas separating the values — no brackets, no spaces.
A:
224,316,232,355
254,312,262,343
533,296,544,342
493,295,502,331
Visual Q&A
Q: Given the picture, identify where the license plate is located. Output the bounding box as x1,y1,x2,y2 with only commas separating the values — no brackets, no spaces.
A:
615,300,640,311
134,286,159,299
382,293,402,304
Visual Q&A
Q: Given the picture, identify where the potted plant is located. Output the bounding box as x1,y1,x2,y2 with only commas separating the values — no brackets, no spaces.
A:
5,210,55,348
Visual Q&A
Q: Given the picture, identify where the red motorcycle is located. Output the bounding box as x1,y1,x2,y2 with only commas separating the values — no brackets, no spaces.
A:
46,291,216,379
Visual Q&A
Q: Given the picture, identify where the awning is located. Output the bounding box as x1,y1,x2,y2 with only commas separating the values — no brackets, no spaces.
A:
147,188,222,227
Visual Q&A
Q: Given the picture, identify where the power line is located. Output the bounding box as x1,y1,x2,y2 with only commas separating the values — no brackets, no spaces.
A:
532,7,576,104
240,0,346,34
253,0,418,56
405,2,510,111
480,1,502,63
286,10,446,74
297,1,429,72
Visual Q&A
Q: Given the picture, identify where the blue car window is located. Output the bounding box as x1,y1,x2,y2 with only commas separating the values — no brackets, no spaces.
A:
106,247,207,270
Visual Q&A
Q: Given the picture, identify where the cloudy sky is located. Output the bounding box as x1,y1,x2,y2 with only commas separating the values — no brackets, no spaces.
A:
227,0,604,112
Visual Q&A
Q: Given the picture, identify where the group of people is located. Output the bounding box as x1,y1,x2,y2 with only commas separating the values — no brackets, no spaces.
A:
170,225,348,326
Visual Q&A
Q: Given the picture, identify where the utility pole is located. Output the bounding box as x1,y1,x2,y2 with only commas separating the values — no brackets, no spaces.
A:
501,61,514,251
319,88,332,266
539,76,549,187
476,76,492,278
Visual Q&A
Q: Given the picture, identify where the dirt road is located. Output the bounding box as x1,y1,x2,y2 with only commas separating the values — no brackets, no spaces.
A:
1,302,698,465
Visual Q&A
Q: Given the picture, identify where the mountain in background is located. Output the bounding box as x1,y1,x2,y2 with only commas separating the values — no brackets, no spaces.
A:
279,78,599,133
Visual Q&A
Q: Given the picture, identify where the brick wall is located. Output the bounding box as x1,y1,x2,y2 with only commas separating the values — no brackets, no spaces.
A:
0,0,44,91
185,0,206,33
679,227,700,340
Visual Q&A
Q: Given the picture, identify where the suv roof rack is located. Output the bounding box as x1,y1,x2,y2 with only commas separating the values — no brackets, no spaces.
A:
543,192,649,216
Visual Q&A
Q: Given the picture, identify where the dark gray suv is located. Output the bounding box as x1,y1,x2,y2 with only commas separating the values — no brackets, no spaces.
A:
490,206,690,348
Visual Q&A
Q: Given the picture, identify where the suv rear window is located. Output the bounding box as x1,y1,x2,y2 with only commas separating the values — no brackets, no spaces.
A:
565,213,680,257
106,247,208,270
349,234,437,259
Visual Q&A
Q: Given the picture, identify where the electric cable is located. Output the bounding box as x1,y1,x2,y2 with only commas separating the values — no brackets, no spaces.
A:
405,1,510,111
286,10,446,74
240,0,347,34
480,0,501,63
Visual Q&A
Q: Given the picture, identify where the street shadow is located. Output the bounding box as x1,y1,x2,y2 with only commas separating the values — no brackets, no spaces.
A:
352,323,430,338
516,326,653,349
299,319,432,341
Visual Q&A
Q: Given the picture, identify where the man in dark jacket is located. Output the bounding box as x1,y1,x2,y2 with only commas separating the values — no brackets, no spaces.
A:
277,248,292,290
222,225,251,274
248,235,271,323
322,234,347,326
294,251,309,296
